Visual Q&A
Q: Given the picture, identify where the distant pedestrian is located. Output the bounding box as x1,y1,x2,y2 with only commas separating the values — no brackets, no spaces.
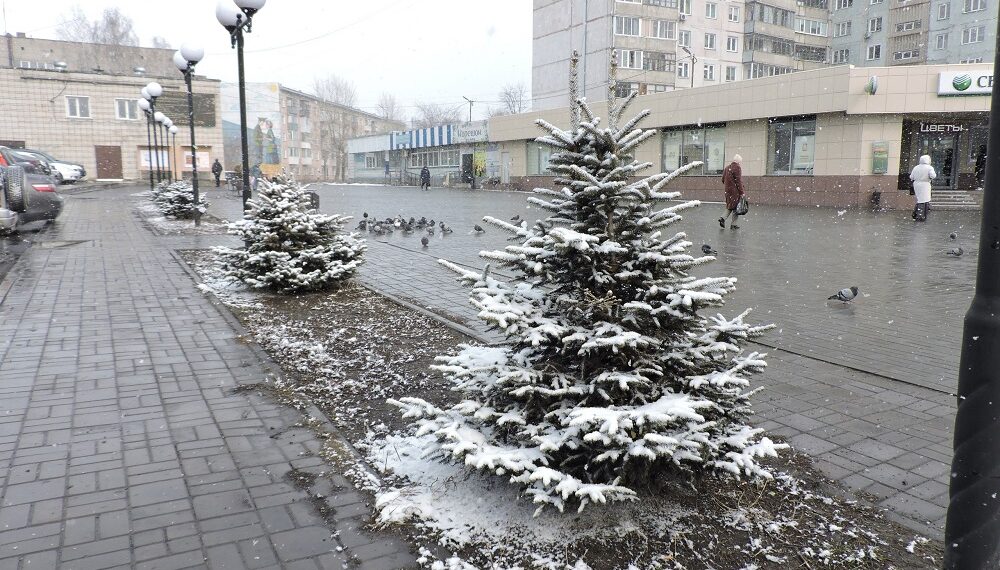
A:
250,163,262,191
719,154,745,230
420,166,431,191
909,154,936,222
211,159,223,187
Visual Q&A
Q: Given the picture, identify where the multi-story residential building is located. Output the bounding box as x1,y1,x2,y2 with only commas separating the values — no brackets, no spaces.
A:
928,0,995,64
0,33,223,180
220,83,403,182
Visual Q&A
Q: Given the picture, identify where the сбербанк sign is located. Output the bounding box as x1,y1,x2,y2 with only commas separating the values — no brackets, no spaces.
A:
938,70,994,96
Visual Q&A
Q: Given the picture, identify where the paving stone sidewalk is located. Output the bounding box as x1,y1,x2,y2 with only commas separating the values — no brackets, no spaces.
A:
0,188,416,569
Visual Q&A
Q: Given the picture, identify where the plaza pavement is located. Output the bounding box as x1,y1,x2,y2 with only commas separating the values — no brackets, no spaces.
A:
0,182,969,570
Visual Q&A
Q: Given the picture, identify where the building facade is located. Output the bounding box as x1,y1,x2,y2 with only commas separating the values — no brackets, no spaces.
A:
0,34,223,181
220,83,402,182
503,64,991,210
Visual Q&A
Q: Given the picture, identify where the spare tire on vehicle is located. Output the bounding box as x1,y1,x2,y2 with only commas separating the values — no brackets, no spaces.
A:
3,166,29,213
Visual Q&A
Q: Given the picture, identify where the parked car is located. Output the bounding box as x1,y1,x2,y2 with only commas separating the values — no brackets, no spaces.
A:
0,165,64,233
0,146,53,177
22,148,86,183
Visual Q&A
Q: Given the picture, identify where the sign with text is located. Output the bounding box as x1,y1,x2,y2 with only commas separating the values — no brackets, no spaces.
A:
938,70,994,96
871,141,888,175
454,121,488,144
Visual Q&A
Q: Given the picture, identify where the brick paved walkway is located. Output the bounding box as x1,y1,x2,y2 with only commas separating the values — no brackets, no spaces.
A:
0,188,416,569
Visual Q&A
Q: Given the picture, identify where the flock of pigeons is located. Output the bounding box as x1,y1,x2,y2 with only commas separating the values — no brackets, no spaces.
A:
356,212,490,248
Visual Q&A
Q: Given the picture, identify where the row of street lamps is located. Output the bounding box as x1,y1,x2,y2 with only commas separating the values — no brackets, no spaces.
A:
136,0,266,224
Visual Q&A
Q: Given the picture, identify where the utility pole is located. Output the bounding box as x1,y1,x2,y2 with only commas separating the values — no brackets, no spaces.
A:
462,96,474,122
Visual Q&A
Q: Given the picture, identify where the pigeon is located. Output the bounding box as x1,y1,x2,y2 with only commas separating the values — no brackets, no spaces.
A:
510,214,522,223
363,212,368,219
827,286,859,302
421,236,429,248
440,222,453,234
701,244,717,255
949,232,958,240
473,225,485,233
427,226,435,235
947,247,964,257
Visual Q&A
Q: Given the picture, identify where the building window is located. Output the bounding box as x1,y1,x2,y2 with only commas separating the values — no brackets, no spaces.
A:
66,96,90,118
893,49,920,60
748,3,795,27
868,17,882,32
895,20,921,31
614,16,641,36
835,0,853,9
866,44,881,59
728,6,740,21
960,57,984,63
616,0,641,3
871,0,883,4
663,124,727,176
527,142,554,175
935,33,949,48
410,149,461,169
615,82,640,97
115,98,138,120
726,36,739,51
365,154,382,168
834,21,852,36
938,2,951,18
678,30,691,47
703,64,716,80
833,48,850,63
678,61,690,78
644,0,672,5
964,0,986,11
767,116,816,175
679,0,692,14
796,18,828,36
620,49,643,68
962,25,985,43
747,62,794,78
704,33,717,49
647,83,670,93
653,19,676,39
706,2,718,17
643,51,673,71
725,65,737,81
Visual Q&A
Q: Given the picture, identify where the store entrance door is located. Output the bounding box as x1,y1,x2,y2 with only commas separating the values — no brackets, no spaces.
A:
916,133,958,189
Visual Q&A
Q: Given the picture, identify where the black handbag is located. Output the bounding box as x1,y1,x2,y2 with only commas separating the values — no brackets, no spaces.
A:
735,196,749,216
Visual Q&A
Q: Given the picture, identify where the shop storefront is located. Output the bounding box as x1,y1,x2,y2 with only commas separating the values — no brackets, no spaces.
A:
900,115,989,191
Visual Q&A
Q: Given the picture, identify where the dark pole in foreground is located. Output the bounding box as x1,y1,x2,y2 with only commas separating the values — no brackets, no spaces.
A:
945,29,1000,568
151,108,162,182
236,26,251,212
143,110,154,190
163,122,172,182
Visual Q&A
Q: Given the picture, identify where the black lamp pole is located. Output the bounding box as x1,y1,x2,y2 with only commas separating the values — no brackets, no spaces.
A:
235,22,251,211
945,27,1000,569
151,107,162,183
162,122,172,182
143,110,154,190
179,52,203,226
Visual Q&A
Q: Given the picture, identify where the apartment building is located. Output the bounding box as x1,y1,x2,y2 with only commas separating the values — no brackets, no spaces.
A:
533,0,996,109
220,83,403,182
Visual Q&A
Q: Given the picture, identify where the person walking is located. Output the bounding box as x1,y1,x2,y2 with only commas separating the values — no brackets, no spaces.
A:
211,159,223,188
420,165,431,191
909,154,936,222
719,154,745,229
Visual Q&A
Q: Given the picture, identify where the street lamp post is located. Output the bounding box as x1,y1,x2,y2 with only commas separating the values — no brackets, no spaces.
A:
162,117,173,182
143,82,164,183
217,0,266,212
137,98,154,190
945,28,1000,569
174,44,205,225
169,125,178,185
154,111,166,182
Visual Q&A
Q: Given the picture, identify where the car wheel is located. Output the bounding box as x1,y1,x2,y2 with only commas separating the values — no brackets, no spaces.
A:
3,166,30,213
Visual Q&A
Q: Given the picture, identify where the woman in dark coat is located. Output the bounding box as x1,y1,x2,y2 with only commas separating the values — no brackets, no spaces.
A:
719,154,745,229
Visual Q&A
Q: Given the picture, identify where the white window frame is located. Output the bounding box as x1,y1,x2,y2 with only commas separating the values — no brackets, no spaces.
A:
962,25,985,44
833,48,850,63
706,2,718,18
797,18,828,36
679,0,692,15
704,32,717,49
871,0,883,4
866,44,881,60
620,49,643,69
835,0,853,9
614,16,641,36
678,30,691,47
66,96,90,119
834,21,852,37
653,20,676,39
868,17,882,33
703,63,716,80
895,20,920,32
114,98,138,120
725,65,737,81
728,6,740,21
726,36,739,52
960,57,984,63
964,0,986,12
677,61,690,78
938,2,951,19
935,32,949,49
893,49,919,60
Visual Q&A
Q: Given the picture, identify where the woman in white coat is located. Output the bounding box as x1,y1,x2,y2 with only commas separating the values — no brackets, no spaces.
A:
909,154,936,222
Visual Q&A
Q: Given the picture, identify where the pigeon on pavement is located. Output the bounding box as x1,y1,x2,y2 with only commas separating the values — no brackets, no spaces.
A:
827,286,859,302
950,232,958,240
947,247,964,256
421,236,429,248
510,214,522,223
473,225,485,233
701,244,717,255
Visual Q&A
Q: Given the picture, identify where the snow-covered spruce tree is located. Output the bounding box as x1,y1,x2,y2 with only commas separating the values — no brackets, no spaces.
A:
151,180,209,219
391,53,785,514
214,176,365,293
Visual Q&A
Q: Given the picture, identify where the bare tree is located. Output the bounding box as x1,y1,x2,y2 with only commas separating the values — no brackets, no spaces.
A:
376,93,404,123
150,36,172,49
58,6,139,46
412,102,464,128
496,83,528,116
313,75,358,108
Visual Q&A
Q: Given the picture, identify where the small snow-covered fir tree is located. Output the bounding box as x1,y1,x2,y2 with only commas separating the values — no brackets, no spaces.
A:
151,180,209,219
214,175,365,293
391,52,785,514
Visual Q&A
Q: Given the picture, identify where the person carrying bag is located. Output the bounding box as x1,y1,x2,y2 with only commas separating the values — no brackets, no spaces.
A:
719,155,746,229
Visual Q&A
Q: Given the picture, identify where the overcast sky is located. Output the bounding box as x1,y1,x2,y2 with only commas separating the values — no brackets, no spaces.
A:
1,0,533,120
